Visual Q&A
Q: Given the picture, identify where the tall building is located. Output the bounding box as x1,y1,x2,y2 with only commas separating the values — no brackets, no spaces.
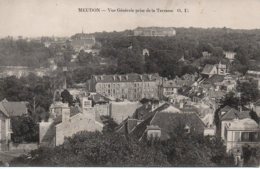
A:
88,73,162,101
133,27,176,37
70,32,96,52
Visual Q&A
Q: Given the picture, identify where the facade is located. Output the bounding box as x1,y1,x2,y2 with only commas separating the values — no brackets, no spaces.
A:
118,103,205,141
0,106,11,151
133,27,176,37
40,98,104,147
224,118,260,153
201,62,227,77
219,105,251,140
70,33,96,52
109,101,141,124
88,73,162,101
224,51,236,61
245,70,260,89
0,99,28,150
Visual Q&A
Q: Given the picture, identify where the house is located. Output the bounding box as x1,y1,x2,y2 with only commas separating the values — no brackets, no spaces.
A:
201,64,218,77
133,27,176,37
159,74,198,99
224,118,260,154
245,70,260,89
40,97,104,147
0,104,12,151
0,99,28,150
70,32,96,52
0,99,28,117
224,51,236,61
88,73,162,101
218,105,251,140
201,62,227,77
251,99,260,117
118,103,205,141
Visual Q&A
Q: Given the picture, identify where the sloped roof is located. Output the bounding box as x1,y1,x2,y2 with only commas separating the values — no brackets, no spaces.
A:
93,73,161,83
202,64,216,75
228,118,259,130
203,74,225,85
131,103,205,140
0,99,28,117
88,93,111,104
220,106,251,121
254,99,260,106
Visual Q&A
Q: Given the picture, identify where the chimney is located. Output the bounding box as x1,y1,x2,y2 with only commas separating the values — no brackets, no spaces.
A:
61,103,70,122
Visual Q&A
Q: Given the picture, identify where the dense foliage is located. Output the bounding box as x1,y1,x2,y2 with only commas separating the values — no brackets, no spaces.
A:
11,130,236,167
68,28,260,82
11,116,39,143
0,39,51,67
0,74,54,121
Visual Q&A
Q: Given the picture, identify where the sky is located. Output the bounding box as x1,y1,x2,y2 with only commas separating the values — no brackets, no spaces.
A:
1,0,260,37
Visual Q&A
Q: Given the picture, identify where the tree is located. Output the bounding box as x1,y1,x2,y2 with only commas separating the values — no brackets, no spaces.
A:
11,132,169,167
237,80,260,105
11,116,39,143
60,89,74,106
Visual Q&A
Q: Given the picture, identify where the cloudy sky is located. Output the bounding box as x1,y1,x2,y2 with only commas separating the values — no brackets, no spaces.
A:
1,0,260,37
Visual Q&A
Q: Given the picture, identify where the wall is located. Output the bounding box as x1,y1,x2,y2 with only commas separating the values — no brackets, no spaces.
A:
94,104,110,116
9,143,38,151
0,115,8,151
55,111,103,146
39,120,53,143
110,101,141,124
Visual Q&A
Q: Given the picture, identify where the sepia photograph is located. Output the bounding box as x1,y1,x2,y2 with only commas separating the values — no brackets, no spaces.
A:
0,0,260,167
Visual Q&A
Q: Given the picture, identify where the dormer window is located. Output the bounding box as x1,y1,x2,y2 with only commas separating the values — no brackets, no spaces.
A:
184,125,190,133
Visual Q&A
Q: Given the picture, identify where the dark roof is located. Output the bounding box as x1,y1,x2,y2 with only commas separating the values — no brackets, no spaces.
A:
201,64,216,75
92,73,161,83
254,99,260,106
133,104,152,120
88,93,110,104
0,99,28,117
131,103,205,140
203,74,225,85
220,106,251,121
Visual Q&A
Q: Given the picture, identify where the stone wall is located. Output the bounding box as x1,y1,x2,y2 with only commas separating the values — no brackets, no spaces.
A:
110,101,141,124
55,111,103,146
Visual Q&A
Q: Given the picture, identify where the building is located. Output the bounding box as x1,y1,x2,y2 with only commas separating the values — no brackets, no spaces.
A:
117,103,205,141
251,99,260,118
109,101,141,124
201,62,227,77
159,74,198,98
218,105,251,140
88,73,162,101
40,98,103,147
224,118,260,153
245,70,260,89
0,99,28,150
133,27,176,37
70,32,96,52
224,51,236,61
0,104,12,151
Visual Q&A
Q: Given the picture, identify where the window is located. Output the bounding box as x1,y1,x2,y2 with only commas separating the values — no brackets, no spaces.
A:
241,132,250,142
184,125,190,133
